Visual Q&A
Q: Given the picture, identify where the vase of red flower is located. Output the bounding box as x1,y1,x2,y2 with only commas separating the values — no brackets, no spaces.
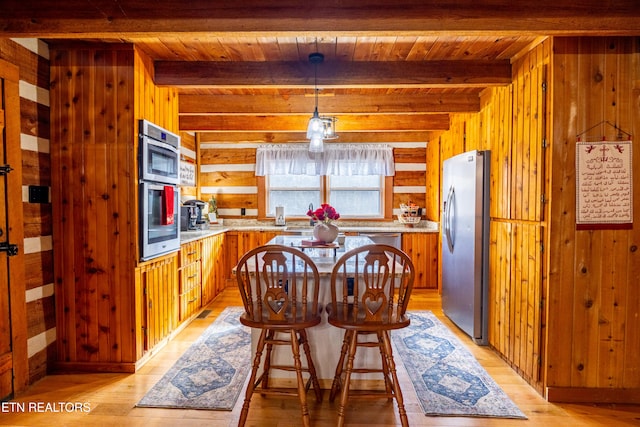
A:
307,203,340,243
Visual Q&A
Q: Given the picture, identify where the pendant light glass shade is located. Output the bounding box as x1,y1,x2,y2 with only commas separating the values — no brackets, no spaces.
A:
308,134,324,152
307,52,337,152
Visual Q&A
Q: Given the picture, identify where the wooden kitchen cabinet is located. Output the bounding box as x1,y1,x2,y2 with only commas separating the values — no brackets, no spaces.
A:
225,230,280,285
178,241,202,322
402,233,439,289
201,233,226,305
135,254,179,357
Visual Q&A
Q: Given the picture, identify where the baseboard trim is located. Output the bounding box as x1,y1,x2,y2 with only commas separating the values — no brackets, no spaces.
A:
51,361,137,374
547,387,640,404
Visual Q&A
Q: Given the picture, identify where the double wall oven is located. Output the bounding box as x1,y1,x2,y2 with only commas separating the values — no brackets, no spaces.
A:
139,119,181,261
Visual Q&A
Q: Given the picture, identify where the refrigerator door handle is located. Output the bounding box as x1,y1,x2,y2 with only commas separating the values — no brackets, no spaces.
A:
444,186,455,252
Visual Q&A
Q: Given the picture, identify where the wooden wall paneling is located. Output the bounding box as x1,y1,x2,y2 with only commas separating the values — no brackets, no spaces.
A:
623,42,640,390
200,171,257,187
115,48,135,363
201,147,256,164
424,139,440,221
50,43,179,370
547,37,640,401
547,37,578,389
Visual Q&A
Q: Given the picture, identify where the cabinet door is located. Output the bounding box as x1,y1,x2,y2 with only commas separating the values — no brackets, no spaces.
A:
201,233,226,304
137,254,179,352
402,233,439,289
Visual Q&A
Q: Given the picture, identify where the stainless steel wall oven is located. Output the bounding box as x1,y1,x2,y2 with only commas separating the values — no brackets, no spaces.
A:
138,120,181,261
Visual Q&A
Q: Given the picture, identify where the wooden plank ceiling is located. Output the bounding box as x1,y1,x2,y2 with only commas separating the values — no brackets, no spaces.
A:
4,1,640,143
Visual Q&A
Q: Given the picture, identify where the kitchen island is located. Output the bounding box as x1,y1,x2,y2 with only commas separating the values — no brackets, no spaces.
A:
242,234,396,388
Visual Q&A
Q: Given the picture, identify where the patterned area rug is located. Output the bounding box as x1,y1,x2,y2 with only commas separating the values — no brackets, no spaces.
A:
137,307,249,410
392,311,527,419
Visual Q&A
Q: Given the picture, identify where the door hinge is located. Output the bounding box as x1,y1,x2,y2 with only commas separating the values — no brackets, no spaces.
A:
540,243,544,253
542,81,547,92
0,242,19,256
542,138,548,148
0,164,13,176
540,194,547,205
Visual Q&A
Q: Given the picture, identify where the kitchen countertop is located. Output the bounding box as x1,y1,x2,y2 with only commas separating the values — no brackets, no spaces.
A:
180,219,438,244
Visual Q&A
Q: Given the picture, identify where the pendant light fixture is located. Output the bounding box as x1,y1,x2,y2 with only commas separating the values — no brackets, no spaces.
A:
306,52,338,153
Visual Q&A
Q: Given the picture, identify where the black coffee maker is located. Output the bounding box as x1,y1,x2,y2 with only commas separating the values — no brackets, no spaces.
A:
182,199,207,230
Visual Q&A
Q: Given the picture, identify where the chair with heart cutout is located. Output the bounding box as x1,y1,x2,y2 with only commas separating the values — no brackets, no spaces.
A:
326,244,415,427
236,244,323,427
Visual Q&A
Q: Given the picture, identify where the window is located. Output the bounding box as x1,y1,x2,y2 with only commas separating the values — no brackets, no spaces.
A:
266,174,384,218
256,143,394,219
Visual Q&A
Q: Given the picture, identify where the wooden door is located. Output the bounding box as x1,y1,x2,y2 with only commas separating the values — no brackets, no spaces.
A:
0,59,28,399
0,67,13,400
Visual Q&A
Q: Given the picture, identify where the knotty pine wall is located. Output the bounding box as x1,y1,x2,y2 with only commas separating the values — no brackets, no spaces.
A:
198,141,428,220
49,42,179,369
0,38,53,384
546,37,640,402
435,39,551,394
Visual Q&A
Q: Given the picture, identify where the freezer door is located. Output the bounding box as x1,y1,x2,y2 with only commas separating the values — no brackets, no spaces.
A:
441,150,489,344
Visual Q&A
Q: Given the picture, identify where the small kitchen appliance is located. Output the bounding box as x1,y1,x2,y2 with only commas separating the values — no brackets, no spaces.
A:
183,199,207,229
275,206,286,226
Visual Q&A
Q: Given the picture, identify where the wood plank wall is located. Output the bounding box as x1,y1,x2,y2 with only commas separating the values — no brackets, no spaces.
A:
198,141,428,220
49,43,179,369
0,39,53,385
436,39,551,393
547,37,640,402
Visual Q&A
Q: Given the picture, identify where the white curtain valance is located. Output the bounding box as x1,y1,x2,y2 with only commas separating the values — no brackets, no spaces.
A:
255,144,395,176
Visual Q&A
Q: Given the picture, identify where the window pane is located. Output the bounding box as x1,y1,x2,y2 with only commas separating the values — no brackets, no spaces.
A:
269,190,320,216
330,175,380,188
267,175,321,216
270,174,319,188
330,190,381,216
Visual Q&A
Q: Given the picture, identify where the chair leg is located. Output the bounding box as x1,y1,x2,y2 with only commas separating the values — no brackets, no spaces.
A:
238,329,267,427
261,329,275,391
299,328,323,402
329,329,352,402
336,329,358,427
381,331,409,427
376,331,393,400
290,329,311,427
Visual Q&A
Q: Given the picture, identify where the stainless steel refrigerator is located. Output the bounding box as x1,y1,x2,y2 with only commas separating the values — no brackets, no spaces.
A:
441,149,490,345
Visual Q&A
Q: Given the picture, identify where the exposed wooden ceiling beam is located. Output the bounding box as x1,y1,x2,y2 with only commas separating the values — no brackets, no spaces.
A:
197,131,438,144
155,60,512,88
179,93,481,114
179,114,450,132
2,1,640,37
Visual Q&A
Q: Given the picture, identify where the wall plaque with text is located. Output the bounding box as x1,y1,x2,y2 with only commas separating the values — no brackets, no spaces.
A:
576,140,633,228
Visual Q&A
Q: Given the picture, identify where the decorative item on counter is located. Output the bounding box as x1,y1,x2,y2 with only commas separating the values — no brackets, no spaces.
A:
307,203,340,243
208,196,218,223
398,201,422,227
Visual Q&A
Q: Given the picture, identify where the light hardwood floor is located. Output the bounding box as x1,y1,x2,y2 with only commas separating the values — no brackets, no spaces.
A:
2,288,639,426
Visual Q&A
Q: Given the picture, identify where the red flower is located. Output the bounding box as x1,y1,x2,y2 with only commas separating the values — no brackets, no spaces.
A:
307,203,340,223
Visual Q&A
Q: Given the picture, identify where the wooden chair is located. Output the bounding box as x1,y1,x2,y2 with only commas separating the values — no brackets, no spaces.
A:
326,244,415,427
236,244,323,427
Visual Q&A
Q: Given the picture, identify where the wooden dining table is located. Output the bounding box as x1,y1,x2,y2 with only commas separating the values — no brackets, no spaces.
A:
243,234,393,388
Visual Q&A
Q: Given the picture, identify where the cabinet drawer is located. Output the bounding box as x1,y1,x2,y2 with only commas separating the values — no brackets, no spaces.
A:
179,261,201,294
179,261,201,320
180,241,201,265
